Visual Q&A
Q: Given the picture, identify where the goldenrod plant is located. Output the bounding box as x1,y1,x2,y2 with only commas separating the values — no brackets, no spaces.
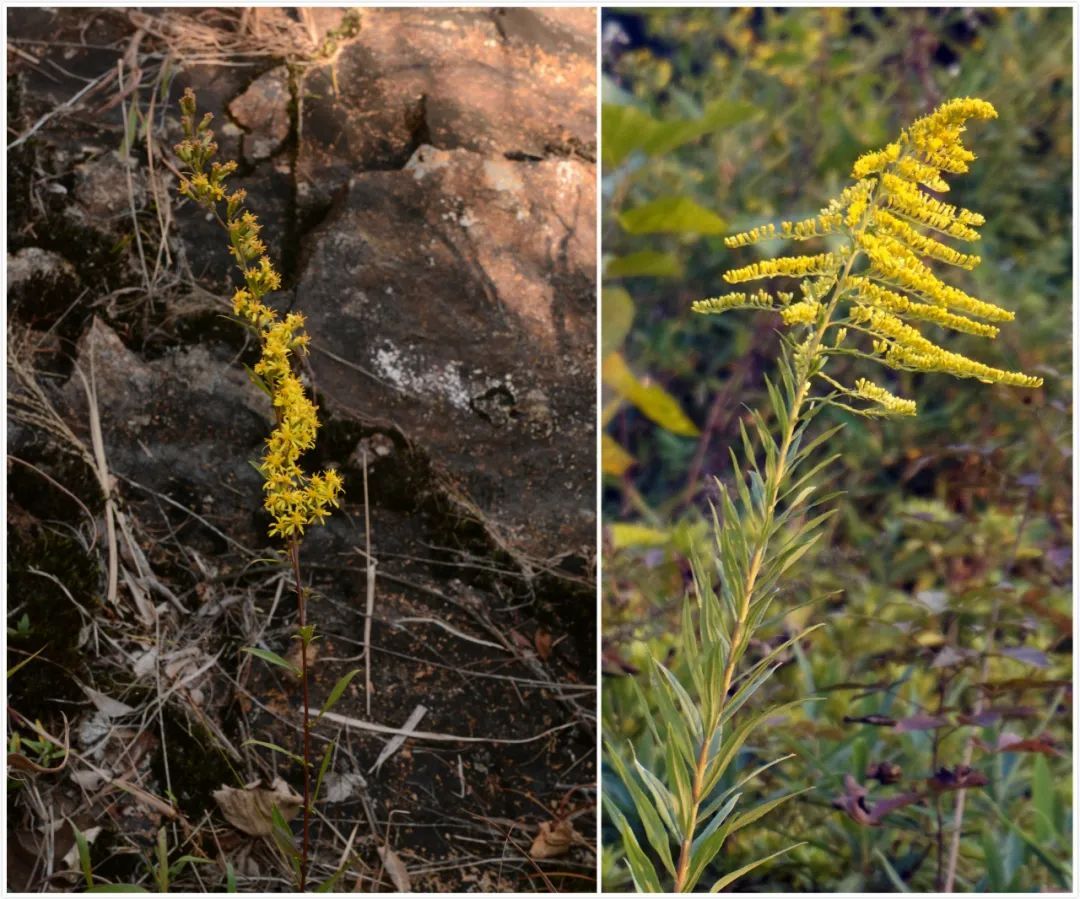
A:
175,88,344,891
604,98,1042,892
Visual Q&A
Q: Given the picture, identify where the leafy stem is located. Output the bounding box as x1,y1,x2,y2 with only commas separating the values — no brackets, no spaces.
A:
672,249,856,892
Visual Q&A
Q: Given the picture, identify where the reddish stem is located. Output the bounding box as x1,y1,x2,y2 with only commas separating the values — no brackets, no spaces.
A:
289,539,311,891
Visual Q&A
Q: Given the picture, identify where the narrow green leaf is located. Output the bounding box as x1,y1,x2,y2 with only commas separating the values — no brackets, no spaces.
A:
684,793,741,891
632,747,682,840
1030,754,1056,842
703,754,795,820
726,787,813,836
708,842,806,892
243,738,306,766
318,668,362,721
73,825,94,889
269,805,298,864
312,742,335,806
980,831,1004,892
875,849,912,892
702,700,808,799
605,742,677,876
241,646,300,677
664,727,694,834
654,659,703,740
605,797,663,892
647,673,696,771
242,364,274,398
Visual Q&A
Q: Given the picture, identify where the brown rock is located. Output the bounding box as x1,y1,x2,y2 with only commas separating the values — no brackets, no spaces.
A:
295,146,595,563
228,66,292,162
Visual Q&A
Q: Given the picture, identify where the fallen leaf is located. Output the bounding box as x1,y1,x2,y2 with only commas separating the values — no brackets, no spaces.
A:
213,778,302,836
530,818,575,858
82,686,137,718
378,844,411,891
370,705,427,775
322,771,368,804
534,629,553,661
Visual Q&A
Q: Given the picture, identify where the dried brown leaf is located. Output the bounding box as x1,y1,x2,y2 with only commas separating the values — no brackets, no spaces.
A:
378,844,411,892
213,777,302,836
529,818,575,858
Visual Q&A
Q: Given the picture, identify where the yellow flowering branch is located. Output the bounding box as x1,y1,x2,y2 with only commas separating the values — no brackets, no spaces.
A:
608,98,1044,894
174,87,343,891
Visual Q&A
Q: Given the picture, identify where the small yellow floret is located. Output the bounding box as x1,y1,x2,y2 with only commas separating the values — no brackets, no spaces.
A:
853,378,917,416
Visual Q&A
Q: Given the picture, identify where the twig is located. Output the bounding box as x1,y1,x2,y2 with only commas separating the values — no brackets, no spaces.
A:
361,447,375,717
72,361,119,609
7,69,115,150
313,709,577,745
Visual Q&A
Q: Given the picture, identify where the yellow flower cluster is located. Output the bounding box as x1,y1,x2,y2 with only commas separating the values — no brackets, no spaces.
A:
851,141,901,179
723,253,840,284
849,277,999,339
893,156,950,193
691,289,792,315
871,210,980,269
780,300,821,326
174,88,343,540
724,213,844,249
724,223,777,247
856,231,1013,322
852,305,1042,388
879,172,984,241
906,97,997,174
695,96,1043,405
852,377,917,417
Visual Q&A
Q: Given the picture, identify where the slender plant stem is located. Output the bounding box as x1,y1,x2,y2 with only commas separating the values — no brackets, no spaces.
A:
672,249,859,892
942,486,1034,891
289,539,312,892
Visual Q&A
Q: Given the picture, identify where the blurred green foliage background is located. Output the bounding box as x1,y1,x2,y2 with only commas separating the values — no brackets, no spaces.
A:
601,7,1071,892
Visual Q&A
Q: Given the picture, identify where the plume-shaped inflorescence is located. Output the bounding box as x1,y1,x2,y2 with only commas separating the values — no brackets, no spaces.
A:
174,89,343,539
693,97,1042,417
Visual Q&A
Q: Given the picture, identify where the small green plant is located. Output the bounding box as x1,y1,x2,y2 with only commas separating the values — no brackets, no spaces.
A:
603,98,1042,892
174,89,347,891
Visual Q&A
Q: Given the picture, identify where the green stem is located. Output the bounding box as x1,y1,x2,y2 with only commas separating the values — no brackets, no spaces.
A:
672,248,859,892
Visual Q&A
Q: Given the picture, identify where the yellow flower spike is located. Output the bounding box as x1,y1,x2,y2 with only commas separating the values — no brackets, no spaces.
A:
723,252,841,284
852,378,917,416
174,89,343,543
695,96,1042,407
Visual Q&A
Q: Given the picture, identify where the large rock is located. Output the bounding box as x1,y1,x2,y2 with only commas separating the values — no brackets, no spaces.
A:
295,146,596,563
296,7,596,211
60,318,270,548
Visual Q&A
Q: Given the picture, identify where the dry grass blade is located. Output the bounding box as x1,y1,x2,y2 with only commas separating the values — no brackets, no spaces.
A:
71,359,118,608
